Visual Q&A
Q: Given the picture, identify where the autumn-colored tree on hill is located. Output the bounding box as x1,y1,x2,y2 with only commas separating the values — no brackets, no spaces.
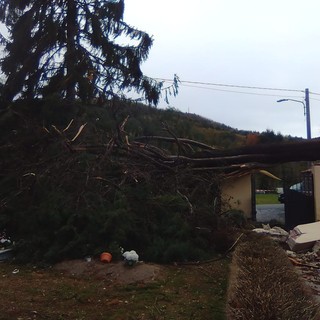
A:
246,133,260,145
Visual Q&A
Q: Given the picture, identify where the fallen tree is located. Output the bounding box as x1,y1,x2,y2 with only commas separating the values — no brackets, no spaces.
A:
66,122,320,174
0,109,234,263
0,103,318,263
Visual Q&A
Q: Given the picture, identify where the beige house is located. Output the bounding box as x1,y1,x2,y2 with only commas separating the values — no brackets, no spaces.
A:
221,174,253,219
221,170,281,220
222,164,320,223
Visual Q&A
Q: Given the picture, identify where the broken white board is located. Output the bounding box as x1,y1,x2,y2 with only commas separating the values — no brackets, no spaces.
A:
287,221,320,252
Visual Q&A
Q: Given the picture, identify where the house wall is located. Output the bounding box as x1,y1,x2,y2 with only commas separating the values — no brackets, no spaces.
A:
312,164,320,221
221,175,252,219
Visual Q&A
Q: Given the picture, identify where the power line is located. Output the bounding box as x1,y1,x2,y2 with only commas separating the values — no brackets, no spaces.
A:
179,83,304,99
156,77,320,100
155,77,305,93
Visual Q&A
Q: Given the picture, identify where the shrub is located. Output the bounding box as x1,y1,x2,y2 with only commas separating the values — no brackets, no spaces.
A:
227,233,319,319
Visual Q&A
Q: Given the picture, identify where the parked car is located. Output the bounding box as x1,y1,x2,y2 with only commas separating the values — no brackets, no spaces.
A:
278,181,312,203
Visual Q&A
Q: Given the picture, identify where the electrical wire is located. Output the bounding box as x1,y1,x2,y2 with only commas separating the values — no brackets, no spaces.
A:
155,77,305,93
179,83,304,99
154,77,320,101
309,91,320,96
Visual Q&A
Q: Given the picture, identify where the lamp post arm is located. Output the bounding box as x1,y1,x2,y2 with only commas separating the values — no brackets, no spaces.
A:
277,98,305,107
277,91,311,139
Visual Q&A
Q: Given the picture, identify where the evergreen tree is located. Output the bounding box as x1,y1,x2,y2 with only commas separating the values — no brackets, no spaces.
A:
0,1,177,106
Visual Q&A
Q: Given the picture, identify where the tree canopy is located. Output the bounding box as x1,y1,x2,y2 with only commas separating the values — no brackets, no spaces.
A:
0,0,177,106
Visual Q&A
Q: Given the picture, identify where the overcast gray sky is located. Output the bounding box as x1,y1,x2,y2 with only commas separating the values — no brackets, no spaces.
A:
124,0,320,138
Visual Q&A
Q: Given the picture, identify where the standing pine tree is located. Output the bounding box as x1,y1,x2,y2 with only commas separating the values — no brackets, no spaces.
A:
0,1,178,107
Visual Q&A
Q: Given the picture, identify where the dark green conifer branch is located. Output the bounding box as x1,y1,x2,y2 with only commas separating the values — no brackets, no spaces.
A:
0,0,178,107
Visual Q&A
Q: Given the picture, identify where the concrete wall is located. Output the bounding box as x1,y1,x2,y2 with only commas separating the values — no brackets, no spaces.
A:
312,164,320,221
221,174,252,219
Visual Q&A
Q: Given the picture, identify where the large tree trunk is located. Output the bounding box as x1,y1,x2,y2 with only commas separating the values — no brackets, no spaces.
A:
65,0,77,100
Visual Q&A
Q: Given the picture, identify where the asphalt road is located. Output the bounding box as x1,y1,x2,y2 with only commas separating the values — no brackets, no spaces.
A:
256,204,285,224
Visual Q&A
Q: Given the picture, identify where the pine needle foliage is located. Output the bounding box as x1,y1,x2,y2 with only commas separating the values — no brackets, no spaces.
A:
0,1,177,106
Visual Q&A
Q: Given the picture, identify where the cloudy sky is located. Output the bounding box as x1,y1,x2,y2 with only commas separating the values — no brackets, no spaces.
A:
124,0,320,138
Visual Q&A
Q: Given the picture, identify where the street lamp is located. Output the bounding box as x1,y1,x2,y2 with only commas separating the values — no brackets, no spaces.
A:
277,88,311,139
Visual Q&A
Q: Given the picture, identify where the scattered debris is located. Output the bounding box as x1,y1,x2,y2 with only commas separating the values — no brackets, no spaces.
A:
258,221,320,302
285,241,320,302
252,224,288,242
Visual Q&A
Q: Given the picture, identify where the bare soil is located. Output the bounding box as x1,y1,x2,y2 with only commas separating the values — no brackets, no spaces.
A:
53,259,163,285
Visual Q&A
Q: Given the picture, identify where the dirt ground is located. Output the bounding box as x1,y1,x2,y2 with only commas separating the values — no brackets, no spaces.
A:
0,257,229,320
54,259,164,285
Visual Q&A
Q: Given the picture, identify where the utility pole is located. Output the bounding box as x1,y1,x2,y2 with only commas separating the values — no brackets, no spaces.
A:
305,88,311,140
277,89,312,139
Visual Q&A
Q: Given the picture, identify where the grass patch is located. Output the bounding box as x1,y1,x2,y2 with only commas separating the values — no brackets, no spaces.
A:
256,193,280,205
0,260,230,320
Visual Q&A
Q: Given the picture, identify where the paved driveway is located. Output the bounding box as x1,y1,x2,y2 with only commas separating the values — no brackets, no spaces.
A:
256,204,285,224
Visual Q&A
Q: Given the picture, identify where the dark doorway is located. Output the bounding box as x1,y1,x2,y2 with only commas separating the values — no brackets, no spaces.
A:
284,171,314,230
